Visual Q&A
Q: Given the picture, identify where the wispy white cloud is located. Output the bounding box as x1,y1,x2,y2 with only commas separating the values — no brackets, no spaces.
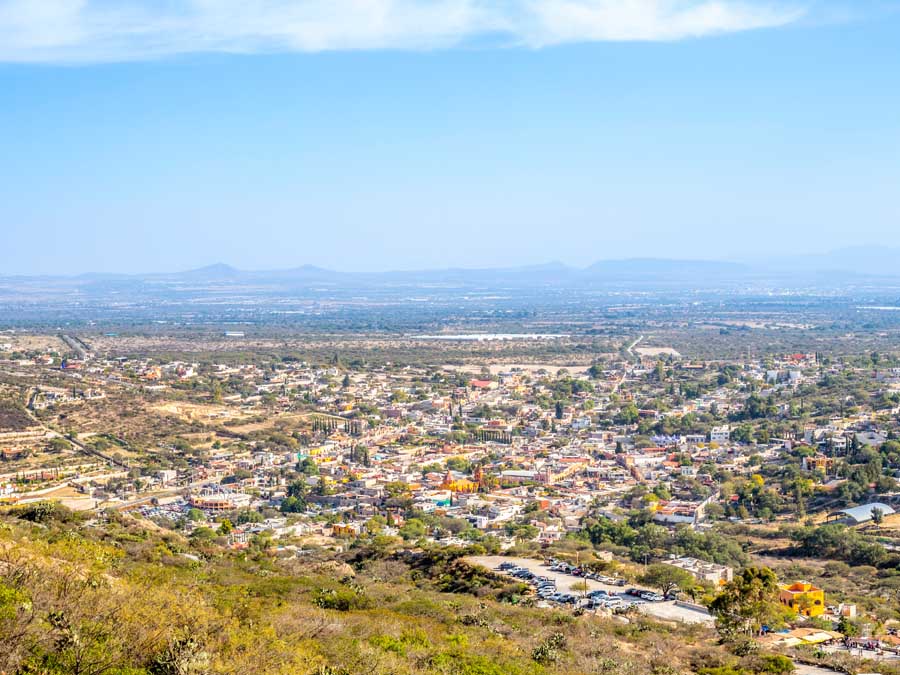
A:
0,0,807,63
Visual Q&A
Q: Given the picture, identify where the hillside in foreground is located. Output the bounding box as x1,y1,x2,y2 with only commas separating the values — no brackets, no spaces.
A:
0,502,843,675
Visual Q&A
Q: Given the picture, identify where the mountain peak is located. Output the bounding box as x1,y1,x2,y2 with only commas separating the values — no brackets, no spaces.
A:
179,263,242,279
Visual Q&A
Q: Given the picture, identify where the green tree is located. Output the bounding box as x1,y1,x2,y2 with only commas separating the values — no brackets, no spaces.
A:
235,508,263,524
616,403,639,425
708,567,784,638
47,437,71,453
757,654,794,674
365,515,387,535
298,457,320,476
640,563,695,597
186,508,205,522
281,480,310,513
315,477,334,496
399,518,427,540
505,523,539,542
837,615,859,637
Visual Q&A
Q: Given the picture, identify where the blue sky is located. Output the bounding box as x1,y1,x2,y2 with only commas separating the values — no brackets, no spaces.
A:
1,0,899,275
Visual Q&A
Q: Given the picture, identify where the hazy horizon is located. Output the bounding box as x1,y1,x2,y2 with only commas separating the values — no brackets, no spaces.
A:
6,245,900,278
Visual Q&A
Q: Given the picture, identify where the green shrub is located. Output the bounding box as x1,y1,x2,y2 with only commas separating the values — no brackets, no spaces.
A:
312,587,373,611
756,654,794,674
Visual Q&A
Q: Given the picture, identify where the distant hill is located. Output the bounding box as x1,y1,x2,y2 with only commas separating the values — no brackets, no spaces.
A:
162,258,747,286
175,263,243,280
7,250,900,288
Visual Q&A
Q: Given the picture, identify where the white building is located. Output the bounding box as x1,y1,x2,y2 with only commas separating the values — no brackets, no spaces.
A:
664,556,734,585
710,425,731,443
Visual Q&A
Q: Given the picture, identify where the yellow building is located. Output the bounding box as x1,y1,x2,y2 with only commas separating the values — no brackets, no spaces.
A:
779,582,825,617
440,470,479,494
332,523,362,537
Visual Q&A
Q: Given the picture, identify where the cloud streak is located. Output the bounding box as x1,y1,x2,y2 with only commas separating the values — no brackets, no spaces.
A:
0,0,806,63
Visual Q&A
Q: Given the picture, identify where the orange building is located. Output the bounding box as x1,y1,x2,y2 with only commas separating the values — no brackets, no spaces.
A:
779,582,825,617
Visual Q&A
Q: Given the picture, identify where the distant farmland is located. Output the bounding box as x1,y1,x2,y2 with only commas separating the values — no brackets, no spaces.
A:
0,401,37,432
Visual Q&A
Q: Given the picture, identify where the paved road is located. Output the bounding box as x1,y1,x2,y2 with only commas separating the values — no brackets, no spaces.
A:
466,555,714,626
625,335,644,358
793,665,842,675
823,643,900,662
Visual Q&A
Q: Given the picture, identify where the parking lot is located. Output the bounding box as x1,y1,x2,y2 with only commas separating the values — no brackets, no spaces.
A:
136,497,190,521
466,555,714,626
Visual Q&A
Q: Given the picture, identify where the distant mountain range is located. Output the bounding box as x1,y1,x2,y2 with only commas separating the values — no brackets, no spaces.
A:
6,247,900,288
142,258,751,287
158,247,896,285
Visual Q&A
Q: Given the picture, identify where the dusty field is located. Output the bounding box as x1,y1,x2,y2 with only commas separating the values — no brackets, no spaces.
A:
86,333,615,366
150,401,250,423
0,333,66,352
0,402,39,432
445,363,591,376
866,513,900,531
635,347,682,357
219,412,311,434
35,394,201,447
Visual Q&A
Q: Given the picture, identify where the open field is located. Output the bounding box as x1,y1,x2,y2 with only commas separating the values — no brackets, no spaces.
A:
635,346,682,357
0,401,38,432
85,333,620,367
0,333,66,352
150,401,252,424
33,394,203,448
444,362,593,376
